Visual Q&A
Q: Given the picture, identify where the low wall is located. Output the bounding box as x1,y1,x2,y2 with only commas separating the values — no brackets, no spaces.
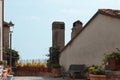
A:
14,67,49,76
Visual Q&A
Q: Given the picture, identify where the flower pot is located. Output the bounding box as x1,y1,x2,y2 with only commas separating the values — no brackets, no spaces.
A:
44,68,48,72
89,74,107,80
108,57,120,70
52,68,61,77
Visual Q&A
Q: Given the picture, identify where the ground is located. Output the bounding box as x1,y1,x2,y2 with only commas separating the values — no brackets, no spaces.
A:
14,76,85,80
14,76,63,80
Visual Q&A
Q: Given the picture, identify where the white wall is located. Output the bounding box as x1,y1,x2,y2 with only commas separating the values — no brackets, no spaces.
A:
60,14,120,70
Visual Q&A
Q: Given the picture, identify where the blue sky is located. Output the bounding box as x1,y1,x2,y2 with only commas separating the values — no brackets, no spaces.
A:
4,0,120,60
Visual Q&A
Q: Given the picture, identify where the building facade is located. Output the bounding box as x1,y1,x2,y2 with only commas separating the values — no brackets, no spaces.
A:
3,22,11,60
0,0,3,61
59,9,120,70
3,22,10,49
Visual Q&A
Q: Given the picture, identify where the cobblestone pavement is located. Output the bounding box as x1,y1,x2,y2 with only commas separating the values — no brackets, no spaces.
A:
14,76,86,80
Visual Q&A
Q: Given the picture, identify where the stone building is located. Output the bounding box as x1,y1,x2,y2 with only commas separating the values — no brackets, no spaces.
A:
0,21,11,60
3,22,10,49
59,9,120,70
3,22,11,60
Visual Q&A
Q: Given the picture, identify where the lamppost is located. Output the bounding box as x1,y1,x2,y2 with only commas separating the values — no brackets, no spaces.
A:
8,21,14,67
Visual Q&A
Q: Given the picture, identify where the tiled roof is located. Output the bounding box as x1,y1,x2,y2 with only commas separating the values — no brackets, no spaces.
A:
98,9,120,18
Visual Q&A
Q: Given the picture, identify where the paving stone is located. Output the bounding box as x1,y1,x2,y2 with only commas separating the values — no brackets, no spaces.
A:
14,76,86,80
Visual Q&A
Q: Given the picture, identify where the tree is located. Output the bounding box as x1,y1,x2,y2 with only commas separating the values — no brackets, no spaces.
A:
47,47,60,68
4,48,19,67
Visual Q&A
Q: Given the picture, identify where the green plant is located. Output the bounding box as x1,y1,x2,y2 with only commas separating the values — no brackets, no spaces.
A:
47,47,60,68
87,65,105,75
5,48,19,67
51,63,61,68
16,60,45,68
5,48,19,58
103,48,120,65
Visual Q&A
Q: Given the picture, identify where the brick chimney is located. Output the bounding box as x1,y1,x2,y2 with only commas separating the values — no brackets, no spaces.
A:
71,20,82,39
52,21,65,50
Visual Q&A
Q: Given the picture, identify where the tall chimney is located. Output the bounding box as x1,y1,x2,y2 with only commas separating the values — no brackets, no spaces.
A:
52,21,65,50
71,20,82,39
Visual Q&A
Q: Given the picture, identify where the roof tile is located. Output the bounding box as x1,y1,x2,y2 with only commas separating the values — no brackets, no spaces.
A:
99,9,120,18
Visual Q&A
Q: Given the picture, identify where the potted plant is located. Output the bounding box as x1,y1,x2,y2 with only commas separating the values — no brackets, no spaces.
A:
86,65,106,80
47,47,61,72
46,47,61,77
103,48,120,70
51,63,61,77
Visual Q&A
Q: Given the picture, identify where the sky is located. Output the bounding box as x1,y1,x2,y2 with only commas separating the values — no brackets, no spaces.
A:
4,0,120,61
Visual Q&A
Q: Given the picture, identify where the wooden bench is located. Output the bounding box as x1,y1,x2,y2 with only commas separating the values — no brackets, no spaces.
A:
62,64,86,79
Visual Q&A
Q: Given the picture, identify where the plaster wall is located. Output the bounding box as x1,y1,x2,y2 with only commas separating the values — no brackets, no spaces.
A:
60,14,120,70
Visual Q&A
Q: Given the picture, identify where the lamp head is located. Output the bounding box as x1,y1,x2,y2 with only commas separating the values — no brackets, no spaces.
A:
8,21,14,27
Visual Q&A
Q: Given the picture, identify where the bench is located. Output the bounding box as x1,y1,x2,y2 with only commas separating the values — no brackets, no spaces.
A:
62,64,86,79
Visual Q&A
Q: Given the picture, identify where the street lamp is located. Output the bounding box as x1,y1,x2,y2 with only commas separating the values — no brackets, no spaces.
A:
8,21,14,67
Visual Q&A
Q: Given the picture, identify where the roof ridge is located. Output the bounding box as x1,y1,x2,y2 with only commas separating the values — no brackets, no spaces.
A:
98,9,120,18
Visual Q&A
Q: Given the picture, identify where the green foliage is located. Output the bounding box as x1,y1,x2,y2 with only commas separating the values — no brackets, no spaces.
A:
103,48,120,64
87,65,105,75
51,63,61,68
16,60,45,68
4,48,19,66
47,47,60,68
5,48,19,58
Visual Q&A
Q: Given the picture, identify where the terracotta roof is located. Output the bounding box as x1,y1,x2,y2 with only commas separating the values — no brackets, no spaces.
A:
98,9,120,18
